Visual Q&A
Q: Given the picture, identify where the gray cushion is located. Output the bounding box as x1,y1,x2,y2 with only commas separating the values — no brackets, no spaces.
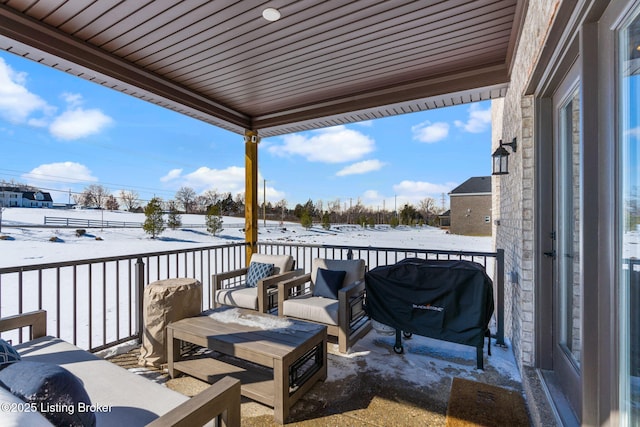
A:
313,268,346,299
0,361,95,427
215,286,258,310
282,294,339,326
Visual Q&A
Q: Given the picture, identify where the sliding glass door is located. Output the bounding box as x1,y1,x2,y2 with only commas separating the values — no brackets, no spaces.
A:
619,6,640,426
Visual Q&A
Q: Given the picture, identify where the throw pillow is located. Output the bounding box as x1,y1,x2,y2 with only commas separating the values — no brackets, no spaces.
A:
245,262,274,288
313,268,346,299
0,339,20,368
0,361,96,427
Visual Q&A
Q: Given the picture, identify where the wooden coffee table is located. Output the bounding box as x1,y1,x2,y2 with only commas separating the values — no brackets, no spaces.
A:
167,308,327,424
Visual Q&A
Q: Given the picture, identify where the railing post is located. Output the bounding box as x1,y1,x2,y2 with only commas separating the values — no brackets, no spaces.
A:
495,249,506,347
347,249,353,260
135,257,145,340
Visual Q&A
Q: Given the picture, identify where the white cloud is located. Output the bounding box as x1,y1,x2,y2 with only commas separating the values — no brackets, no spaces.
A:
356,190,386,209
392,180,458,206
626,127,640,138
160,168,183,182
0,58,51,124
259,185,286,202
180,166,246,193
336,159,385,176
355,120,374,127
0,61,112,140
162,166,287,203
268,125,375,163
49,107,113,140
22,162,98,186
363,190,382,200
61,92,84,108
454,103,491,133
411,121,449,143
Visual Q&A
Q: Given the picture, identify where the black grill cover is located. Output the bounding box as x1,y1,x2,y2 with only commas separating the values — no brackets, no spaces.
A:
365,258,494,348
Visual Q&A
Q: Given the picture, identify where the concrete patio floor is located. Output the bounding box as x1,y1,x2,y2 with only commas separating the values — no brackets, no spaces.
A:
106,330,533,426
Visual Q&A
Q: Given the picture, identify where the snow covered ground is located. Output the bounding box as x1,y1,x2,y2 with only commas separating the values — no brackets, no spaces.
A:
0,208,520,391
0,208,493,267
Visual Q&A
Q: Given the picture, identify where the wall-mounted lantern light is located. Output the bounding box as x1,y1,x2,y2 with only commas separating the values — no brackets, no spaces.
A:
492,138,517,175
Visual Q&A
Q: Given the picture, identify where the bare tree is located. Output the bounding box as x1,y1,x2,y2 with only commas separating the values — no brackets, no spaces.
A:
234,193,245,212
73,192,92,208
76,184,110,208
418,197,439,225
119,189,140,211
194,195,208,214
202,189,221,207
91,185,110,208
105,194,119,211
175,186,196,213
275,199,287,223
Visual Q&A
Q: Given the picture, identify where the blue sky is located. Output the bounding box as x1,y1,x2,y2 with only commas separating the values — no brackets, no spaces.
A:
0,50,493,210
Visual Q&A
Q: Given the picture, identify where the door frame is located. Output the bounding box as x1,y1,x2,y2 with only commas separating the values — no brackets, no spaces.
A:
552,58,583,418
532,0,637,424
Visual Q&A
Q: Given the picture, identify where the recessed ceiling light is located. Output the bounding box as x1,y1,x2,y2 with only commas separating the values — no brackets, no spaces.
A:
262,8,281,22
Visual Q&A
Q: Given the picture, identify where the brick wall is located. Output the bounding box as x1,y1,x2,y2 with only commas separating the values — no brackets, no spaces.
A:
450,195,492,236
493,0,561,370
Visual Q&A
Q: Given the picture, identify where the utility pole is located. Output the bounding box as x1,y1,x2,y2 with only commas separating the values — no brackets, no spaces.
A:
394,194,397,219
263,179,267,228
383,199,386,224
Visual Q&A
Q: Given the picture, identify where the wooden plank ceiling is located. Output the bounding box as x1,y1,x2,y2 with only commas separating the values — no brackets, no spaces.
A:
0,0,525,137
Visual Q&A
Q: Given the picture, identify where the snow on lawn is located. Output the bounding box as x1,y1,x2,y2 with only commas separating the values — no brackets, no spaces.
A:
0,208,492,267
0,209,519,388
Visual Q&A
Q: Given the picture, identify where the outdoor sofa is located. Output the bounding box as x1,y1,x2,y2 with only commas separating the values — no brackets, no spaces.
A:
0,310,241,426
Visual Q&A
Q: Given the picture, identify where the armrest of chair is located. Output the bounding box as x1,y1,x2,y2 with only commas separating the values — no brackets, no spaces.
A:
0,310,47,339
257,269,305,313
339,279,366,301
146,376,241,427
212,267,249,291
277,273,312,316
339,280,367,319
337,280,370,353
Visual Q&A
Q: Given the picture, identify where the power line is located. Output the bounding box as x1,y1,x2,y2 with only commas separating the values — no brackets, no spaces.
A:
0,168,176,198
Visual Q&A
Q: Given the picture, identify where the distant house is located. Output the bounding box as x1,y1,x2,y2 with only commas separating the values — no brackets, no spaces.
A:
0,186,53,208
438,209,451,228
448,177,491,236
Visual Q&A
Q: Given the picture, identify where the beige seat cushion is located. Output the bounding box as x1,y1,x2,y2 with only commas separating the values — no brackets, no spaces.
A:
250,254,293,275
215,285,258,310
15,336,192,427
311,258,365,286
282,294,338,326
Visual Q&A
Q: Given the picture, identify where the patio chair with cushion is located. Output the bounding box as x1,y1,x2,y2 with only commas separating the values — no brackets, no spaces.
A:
278,258,371,353
213,253,299,313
